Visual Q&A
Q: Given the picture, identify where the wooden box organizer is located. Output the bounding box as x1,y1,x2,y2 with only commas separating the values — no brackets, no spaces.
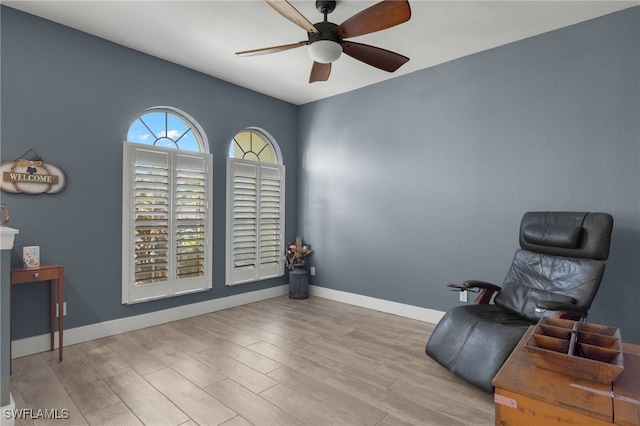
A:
524,317,624,384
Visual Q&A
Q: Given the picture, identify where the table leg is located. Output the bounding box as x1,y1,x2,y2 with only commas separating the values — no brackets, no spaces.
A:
49,280,54,352
9,286,12,375
58,269,63,362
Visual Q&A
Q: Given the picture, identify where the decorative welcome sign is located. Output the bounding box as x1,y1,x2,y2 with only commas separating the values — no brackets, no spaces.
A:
1,148,67,194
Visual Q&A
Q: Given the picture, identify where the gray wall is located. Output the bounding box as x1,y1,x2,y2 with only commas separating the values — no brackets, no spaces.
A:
298,7,640,343
1,6,298,340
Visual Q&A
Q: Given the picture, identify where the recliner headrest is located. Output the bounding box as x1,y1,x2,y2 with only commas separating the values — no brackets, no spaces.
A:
519,211,613,260
522,223,582,249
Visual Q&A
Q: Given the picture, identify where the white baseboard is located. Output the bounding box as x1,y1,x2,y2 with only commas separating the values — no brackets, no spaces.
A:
309,285,445,324
11,285,288,359
12,284,444,359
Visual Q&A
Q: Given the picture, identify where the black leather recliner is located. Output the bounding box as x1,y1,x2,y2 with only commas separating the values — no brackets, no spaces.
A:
425,211,613,393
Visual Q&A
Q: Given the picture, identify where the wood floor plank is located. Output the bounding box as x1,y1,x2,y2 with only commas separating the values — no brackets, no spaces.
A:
293,346,398,389
77,346,131,379
10,353,52,376
375,413,419,426
41,395,88,426
345,330,419,363
65,380,121,417
212,309,312,347
299,332,397,366
83,402,143,426
145,343,226,388
219,415,253,426
279,309,357,336
388,370,494,417
268,366,388,425
51,359,101,390
103,371,189,425
105,336,167,376
296,334,387,370
357,323,425,348
261,383,365,426
70,336,120,356
246,340,341,383
386,357,494,416
192,347,278,394
204,378,303,426
234,303,355,338
181,314,264,347
12,363,68,406
285,299,426,338
166,318,255,348
322,369,466,426
204,339,283,374
128,324,210,354
145,368,237,426
11,394,87,426
38,346,83,367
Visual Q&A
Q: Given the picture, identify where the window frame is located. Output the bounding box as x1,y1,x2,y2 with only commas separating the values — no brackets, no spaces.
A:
225,129,285,286
122,107,212,304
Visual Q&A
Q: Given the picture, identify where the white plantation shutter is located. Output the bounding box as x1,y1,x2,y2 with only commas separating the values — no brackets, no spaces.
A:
175,155,207,281
123,143,212,303
230,161,258,283
258,165,284,277
226,158,285,285
133,150,170,290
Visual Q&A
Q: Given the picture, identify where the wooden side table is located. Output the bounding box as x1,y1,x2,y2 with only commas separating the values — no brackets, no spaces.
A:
10,263,64,368
493,326,640,425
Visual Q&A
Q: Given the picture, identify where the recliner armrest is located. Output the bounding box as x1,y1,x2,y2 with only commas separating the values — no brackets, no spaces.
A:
462,280,502,292
446,281,502,292
447,283,467,291
536,301,589,318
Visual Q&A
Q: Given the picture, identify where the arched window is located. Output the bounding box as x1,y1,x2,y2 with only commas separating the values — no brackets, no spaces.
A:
127,108,206,152
226,129,285,285
229,129,280,163
122,107,213,304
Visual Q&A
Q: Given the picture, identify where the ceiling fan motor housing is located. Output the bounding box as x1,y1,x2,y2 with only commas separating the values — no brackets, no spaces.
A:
315,0,337,15
308,21,341,44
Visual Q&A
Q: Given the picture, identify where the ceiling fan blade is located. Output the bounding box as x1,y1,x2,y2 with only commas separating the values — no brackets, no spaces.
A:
236,41,308,57
265,0,319,34
336,0,411,39
309,62,331,83
342,41,409,73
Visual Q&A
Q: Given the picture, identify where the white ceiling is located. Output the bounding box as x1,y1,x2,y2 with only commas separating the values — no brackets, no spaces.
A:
3,1,638,105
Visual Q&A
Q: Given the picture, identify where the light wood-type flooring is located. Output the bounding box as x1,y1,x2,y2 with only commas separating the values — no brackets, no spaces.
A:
9,295,494,425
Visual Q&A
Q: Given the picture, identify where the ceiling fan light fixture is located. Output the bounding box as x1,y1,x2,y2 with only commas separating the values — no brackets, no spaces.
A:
308,40,342,64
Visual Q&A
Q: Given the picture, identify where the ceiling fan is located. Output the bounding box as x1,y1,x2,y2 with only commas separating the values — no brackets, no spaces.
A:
236,0,411,83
